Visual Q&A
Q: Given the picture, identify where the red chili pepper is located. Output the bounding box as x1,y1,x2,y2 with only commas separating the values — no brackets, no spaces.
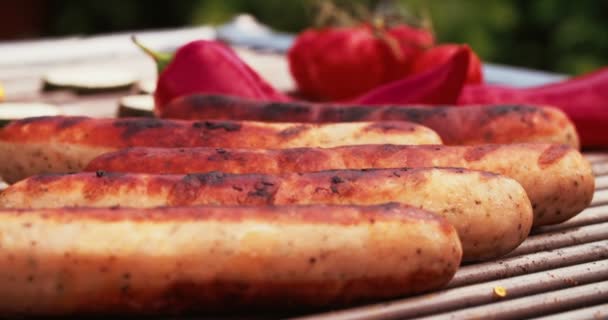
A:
351,45,470,105
412,44,483,84
132,37,291,110
459,68,608,148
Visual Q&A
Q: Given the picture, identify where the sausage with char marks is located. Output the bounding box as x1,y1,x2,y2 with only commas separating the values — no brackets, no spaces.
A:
161,94,579,147
0,116,440,183
86,143,593,226
0,168,533,261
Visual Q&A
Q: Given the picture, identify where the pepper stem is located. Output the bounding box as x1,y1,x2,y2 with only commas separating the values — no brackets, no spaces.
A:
131,35,172,75
372,18,405,62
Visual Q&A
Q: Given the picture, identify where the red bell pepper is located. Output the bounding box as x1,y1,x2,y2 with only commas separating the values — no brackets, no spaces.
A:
459,68,608,148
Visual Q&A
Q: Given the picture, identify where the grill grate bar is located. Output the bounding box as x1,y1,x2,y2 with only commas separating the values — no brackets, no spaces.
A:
290,261,608,320
590,189,608,206
449,240,608,288
529,303,608,320
534,206,608,232
596,175,608,190
415,280,608,320
506,222,608,257
592,162,608,175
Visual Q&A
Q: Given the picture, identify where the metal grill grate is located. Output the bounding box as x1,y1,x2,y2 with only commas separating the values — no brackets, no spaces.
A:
291,153,608,320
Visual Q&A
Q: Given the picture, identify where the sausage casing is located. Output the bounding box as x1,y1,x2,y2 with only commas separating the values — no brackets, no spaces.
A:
0,116,440,183
86,143,594,226
160,94,579,147
0,204,461,316
0,169,533,261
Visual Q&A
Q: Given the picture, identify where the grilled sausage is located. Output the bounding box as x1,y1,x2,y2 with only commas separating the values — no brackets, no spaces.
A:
0,169,533,261
86,143,593,226
0,116,440,184
0,203,462,316
160,94,579,147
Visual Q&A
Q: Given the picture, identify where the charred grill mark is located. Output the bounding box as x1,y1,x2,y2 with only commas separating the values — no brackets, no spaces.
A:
380,107,447,122
207,148,232,161
262,102,313,121
56,117,87,129
472,105,543,130
464,145,501,162
363,122,414,133
168,175,204,205
319,106,374,122
538,144,571,168
485,105,538,117
113,119,176,139
189,94,235,109
192,121,242,132
386,108,425,122
432,109,449,118
279,125,309,138
247,179,279,202
330,176,345,194
185,172,228,185
377,202,402,212
167,172,234,205
310,169,373,181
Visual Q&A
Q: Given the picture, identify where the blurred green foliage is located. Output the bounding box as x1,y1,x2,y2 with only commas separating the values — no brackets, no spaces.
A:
44,0,608,75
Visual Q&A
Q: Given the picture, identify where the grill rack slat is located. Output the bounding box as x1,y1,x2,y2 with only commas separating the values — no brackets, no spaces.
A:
506,222,608,257
416,280,608,320
292,261,608,320
533,206,608,232
595,175,608,189
591,161,608,175
529,302,608,320
449,240,608,288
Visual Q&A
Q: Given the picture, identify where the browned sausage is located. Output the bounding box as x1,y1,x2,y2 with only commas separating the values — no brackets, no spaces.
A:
0,203,462,316
85,143,594,226
160,94,579,147
0,116,440,183
0,169,533,261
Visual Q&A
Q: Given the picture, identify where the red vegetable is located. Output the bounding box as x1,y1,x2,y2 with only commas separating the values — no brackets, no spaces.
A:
352,45,470,105
412,44,483,84
288,24,434,101
459,68,608,147
133,37,291,110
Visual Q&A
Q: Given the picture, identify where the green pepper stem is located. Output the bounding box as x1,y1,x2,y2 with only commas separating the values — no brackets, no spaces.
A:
131,35,173,75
